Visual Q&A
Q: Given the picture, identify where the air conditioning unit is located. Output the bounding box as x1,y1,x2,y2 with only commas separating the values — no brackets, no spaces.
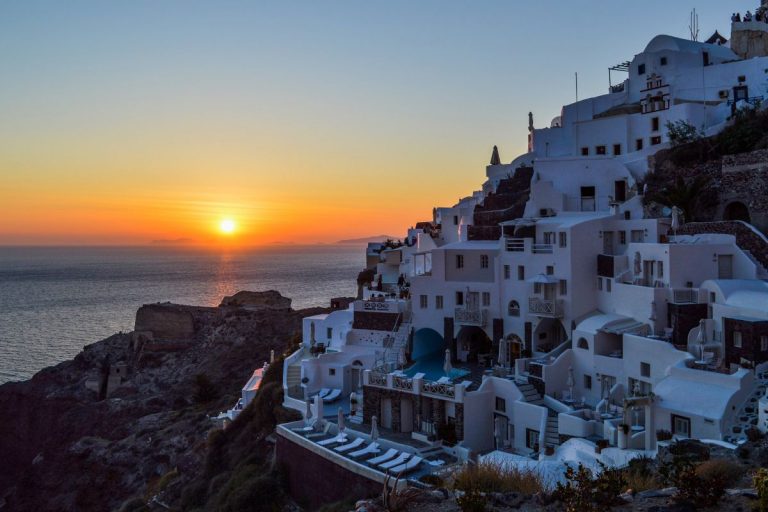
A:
539,208,556,217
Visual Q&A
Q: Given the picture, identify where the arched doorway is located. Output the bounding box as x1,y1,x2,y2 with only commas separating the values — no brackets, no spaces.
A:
505,333,523,363
532,319,567,354
456,326,492,363
724,201,751,223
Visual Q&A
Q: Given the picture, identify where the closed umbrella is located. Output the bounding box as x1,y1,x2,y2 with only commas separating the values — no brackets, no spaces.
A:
671,206,682,238
304,399,313,427
350,392,357,417
494,416,505,448
337,407,346,437
314,393,323,426
498,338,508,368
443,348,453,376
566,366,575,401
371,416,379,441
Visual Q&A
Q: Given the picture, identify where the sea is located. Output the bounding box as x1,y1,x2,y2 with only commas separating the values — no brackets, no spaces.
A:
0,245,363,384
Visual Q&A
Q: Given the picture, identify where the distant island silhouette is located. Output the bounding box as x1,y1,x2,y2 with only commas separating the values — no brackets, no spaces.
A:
336,235,398,244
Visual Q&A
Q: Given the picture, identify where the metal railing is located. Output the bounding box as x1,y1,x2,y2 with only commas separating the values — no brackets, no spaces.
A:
454,307,487,326
393,376,413,391
532,244,554,254
672,288,698,304
423,381,456,398
368,372,388,387
528,298,563,317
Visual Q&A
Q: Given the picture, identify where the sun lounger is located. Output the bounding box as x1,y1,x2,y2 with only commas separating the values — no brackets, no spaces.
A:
349,442,380,458
317,433,348,446
323,389,342,402
366,448,398,465
379,452,411,470
388,455,423,475
334,437,365,453
304,422,331,439
315,388,331,398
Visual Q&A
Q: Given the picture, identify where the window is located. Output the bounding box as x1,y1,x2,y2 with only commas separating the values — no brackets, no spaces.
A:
329,368,336,376
508,300,520,317
504,265,511,280
651,117,660,131
641,362,651,377
420,294,428,309
619,231,627,245
584,374,592,389
651,135,662,145
606,279,612,292
544,232,555,244
455,291,464,306
577,338,589,350
596,145,607,155
559,279,568,296
613,144,622,156
672,414,691,437
638,63,646,75
533,282,542,294
546,265,554,275
597,277,603,291
631,230,645,242
636,138,644,151
734,331,743,348
660,56,668,66
762,335,768,352
526,428,540,450
581,147,589,156
658,261,664,278
456,254,464,269
702,52,710,66
480,254,489,269
495,397,506,412
482,292,491,307
559,232,567,248
517,265,525,281
453,215,459,225
327,327,333,339
436,295,444,310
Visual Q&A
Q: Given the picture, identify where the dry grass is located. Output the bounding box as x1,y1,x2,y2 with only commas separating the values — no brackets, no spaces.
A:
622,469,658,493
695,459,746,488
451,461,546,495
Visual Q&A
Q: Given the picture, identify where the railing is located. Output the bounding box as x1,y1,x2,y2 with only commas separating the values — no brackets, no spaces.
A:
672,288,698,304
393,376,413,390
423,381,456,398
368,372,388,387
528,298,563,317
505,238,525,252
532,244,554,254
455,307,487,326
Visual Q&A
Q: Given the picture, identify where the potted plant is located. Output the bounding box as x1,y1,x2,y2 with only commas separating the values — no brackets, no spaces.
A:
656,429,673,441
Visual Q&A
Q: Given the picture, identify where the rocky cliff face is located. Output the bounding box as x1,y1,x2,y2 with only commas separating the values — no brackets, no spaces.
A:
0,291,320,511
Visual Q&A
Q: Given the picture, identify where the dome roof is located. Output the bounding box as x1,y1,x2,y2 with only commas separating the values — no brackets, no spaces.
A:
643,35,737,60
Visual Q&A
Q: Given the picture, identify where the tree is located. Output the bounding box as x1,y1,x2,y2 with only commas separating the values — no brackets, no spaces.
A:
666,120,701,147
193,373,218,404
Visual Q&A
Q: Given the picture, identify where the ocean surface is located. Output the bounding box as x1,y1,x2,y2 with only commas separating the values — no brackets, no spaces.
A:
0,245,363,384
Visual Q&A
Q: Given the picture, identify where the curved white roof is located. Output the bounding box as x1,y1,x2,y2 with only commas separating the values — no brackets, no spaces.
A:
704,280,768,311
575,313,630,335
644,35,737,60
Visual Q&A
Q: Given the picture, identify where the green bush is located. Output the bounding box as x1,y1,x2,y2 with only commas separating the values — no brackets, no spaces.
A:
659,455,726,507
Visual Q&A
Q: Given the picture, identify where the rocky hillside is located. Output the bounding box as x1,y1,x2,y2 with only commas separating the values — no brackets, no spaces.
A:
0,291,324,512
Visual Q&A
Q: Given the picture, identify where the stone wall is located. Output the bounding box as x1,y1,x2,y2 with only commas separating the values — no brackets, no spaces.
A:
352,312,400,331
677,221,768,270
134,304,195,340
731,23,768,59
275,435,382,509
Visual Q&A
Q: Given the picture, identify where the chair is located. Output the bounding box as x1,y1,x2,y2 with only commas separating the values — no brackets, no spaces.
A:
349,442,380,458
323,389,342,402
388,456,423,475
366,448,398,465
318,433,348,446
379,452,411,470
334,437,365,453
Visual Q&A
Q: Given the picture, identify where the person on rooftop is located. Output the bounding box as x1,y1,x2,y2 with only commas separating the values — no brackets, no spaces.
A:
732,12,739,22
745,10,753,21
757,10,763,21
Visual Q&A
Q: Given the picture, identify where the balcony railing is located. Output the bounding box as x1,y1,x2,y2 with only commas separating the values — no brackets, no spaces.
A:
533,244,554,254
392,376,413,391
368,372,388,387
423,381,456,398
505,238,525,252
455,307,488,326
672,288,698,304
528,298,563,318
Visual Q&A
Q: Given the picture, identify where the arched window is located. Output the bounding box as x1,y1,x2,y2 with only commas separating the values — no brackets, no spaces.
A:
508,300,520,317
577,337,589,350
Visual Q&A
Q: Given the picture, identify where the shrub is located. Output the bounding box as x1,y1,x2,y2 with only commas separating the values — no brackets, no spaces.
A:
456,489,487,512
666,120,701,147
419,474,444,487
755,467,768,512
452,461,545,495
656,429,673,441
553,462,626,511
192,373,218,404
747,426,764,443
659,455,726,507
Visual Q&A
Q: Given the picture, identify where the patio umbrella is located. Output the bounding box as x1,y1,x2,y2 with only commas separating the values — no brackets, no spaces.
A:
337,407,346,435
314,393,323,425
566,366,575,400
304,399,313,427
397,347,407,369
443,348,452,376
371,416,379,441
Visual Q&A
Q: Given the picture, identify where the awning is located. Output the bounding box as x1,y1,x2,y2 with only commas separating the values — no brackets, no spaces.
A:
527,274,559,284
600,319,647,335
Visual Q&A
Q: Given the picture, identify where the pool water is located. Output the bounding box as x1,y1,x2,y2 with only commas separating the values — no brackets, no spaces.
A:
403,352,470,381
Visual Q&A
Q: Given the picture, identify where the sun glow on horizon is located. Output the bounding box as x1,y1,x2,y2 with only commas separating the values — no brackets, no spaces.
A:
219,218,237,235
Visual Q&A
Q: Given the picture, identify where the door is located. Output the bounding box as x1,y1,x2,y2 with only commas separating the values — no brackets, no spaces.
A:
381,398,393,429
466,291,479,311
400,399,413,433
603,231,614,255
615,180,627,202
718,255,733,279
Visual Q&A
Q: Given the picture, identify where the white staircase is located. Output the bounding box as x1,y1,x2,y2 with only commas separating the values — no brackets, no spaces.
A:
517,382,561,448
545,415,560,448
745,250,768,279
286,364,303,399
517,382,544,406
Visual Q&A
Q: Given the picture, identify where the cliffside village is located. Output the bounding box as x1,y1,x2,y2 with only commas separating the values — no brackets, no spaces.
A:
227,5,768,501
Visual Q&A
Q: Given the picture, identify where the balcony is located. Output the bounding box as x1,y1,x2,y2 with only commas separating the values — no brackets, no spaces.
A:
503,238,553,255
671,288,698,304
528,298,564,318
454,307,488,326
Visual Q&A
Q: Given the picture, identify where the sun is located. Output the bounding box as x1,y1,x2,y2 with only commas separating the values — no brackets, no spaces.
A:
219,218,236,235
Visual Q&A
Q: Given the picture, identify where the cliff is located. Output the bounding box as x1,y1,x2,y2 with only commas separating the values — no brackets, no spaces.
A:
0,291,318,511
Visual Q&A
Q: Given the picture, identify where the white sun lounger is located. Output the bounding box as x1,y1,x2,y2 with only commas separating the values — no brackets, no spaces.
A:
304,422,331,439
379,452,411,470
323,389,342,402
388,455,423,475
366,448,398,465
315,388,331,398
334,437,365,453
317,433,348,446
349,442,380,458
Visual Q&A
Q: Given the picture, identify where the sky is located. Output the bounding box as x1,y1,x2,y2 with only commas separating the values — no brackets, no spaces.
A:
0,1,755,245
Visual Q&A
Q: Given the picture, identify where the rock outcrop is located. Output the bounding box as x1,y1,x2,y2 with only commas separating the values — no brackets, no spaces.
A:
219,290,292,310
0,291,317,512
